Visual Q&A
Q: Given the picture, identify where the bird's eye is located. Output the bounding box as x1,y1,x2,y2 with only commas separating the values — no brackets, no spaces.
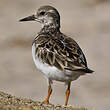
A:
40,11,45,15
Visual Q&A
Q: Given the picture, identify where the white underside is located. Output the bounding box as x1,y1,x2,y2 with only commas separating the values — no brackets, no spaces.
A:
32,43,80,82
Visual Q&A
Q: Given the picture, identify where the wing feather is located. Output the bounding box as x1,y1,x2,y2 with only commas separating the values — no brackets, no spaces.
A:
33,33,91,73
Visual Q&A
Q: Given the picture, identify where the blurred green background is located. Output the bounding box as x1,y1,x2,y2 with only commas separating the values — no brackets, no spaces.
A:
0,0,110,110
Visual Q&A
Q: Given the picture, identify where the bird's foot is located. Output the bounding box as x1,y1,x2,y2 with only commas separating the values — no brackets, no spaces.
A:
42,99,49,105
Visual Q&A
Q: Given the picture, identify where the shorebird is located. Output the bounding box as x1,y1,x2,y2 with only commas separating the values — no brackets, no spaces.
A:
19,5,94,106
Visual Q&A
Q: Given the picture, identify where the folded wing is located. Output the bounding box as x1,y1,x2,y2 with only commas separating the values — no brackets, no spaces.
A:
34,33,93,74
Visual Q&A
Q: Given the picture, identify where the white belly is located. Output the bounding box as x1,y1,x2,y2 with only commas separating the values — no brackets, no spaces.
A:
32,43,80,82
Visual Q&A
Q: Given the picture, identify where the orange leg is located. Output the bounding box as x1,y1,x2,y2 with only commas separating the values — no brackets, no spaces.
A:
44,87,52,103
44,80,52,104
65,82,71,106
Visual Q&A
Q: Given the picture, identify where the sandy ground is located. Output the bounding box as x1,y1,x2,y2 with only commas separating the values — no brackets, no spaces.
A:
0,91,87,110
0,0,110,110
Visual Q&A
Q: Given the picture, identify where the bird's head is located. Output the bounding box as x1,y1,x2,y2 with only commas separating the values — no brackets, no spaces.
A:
19,5,60,29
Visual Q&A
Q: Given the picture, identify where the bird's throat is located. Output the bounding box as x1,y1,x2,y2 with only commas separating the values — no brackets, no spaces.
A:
41,24,60,34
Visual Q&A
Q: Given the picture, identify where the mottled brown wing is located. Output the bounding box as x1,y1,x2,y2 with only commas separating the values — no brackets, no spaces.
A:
34,33,89,72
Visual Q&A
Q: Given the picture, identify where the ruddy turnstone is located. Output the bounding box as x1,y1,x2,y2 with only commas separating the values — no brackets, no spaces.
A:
19,5,94,106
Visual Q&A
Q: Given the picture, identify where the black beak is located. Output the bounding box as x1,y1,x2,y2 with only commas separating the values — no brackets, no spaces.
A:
19,15,36,22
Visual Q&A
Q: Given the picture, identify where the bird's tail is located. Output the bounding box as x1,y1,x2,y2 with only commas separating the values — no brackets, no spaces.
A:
85,68,94,74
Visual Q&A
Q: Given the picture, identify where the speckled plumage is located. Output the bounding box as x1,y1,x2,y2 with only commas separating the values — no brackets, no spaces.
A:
20,5,94,105
32,28,93,80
